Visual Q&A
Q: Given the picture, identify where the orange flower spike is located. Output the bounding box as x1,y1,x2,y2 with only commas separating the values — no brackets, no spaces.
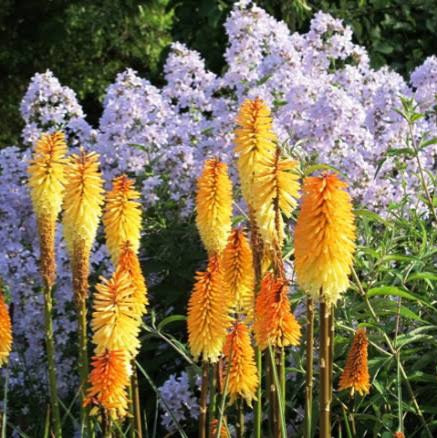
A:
254,273,301,350
187,255,232,362
393,433,405,438
210,418,230,438
84,349,131,419
222,229,255,314
294,173,356,305
234,98,276,204
338,328,370,396
103,175,142,264
195,159,233,254
0,286,12,367
117,241,148,317
223,322,259,406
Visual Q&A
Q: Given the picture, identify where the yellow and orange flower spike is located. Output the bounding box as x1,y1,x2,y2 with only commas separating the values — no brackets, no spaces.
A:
103,175,142,264
294,173,356,305
28,132,67,287
195,159,233,255
254,148,300,251
0,286,12,366
234,97,276,204
222,229,254,315
338,328,370,396
84,349,131,419
254,272,301,350
63,149,104,301
223,322,259,406
116,241,148,318
187,255,232,362
91,270,140,357
210,418,230,438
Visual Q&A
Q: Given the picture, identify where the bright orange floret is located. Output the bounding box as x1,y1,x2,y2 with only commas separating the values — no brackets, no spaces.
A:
234,98,276,204
223,322,259,406
294,173,356,305
84,349,131,419
187,255,232,362
254,148,300,250
393,432,405,438
91,270,140,357
0,287,12,367
195,159,232,254
116,241,148,318
338,328,370,396
222,229,254,315
103,175,142,264
254,273,301,350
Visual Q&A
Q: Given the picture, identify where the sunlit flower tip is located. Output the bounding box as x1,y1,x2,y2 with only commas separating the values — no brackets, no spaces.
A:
210,418,230,438
222,228,254,314
0,287,12,367
223,322,259,406
195,158,232,254
255,150,300,249
28,131,67,220
62,148,104,256
393,432,405,438
117,241,148,317
338,328,370,396
234,97,276,203
84,349,131,419
294,173,356,305
103,175,142,263
92,270,140,357
254,272,301,350
187,255,232,363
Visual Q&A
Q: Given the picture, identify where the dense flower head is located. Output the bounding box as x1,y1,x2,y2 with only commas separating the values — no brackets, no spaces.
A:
294,173,356,305
338,328,370,396
28,132,67,220
91,270,140,357
103,175,142,263
223,322,259,406
222,228,254,315
116,241,148,317
187,255,232,362
254,272,301,350
234,97,276,204
63,149,105,255
84,349,131,419
254,148,300,251
0,286,12,366
195,159,233,254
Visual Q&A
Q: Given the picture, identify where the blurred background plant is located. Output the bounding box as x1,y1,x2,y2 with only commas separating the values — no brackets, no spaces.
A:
1,0,437,145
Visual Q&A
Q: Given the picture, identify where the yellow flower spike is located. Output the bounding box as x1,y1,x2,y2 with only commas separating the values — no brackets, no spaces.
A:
116,241,148,318
338,328,370,396
195,159,233,254
63,148,104,256
187,255,232,362
103,175,142,264
254,272,301,350
84,349,131,419
222,228,255,315
294,173,356,305
28,132,67,287
91,270,140,357
223,322,259,406
254,148,300,251
234,97,276,204
0,285,12,367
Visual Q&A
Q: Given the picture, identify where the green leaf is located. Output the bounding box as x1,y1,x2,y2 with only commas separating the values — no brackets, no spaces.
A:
406,272,437,283
354,209,388,225
157,314,187,331
367,286,433,309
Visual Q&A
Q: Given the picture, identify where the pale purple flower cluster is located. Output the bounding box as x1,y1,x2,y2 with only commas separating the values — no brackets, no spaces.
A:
159,372,199,431
2,0,435,418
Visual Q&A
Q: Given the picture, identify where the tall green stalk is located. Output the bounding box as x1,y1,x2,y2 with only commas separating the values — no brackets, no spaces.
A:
319,300,331,438
254,347,262,438
130,364,143,438
199,362,209,438
304,297,314,438
43,285,63,437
